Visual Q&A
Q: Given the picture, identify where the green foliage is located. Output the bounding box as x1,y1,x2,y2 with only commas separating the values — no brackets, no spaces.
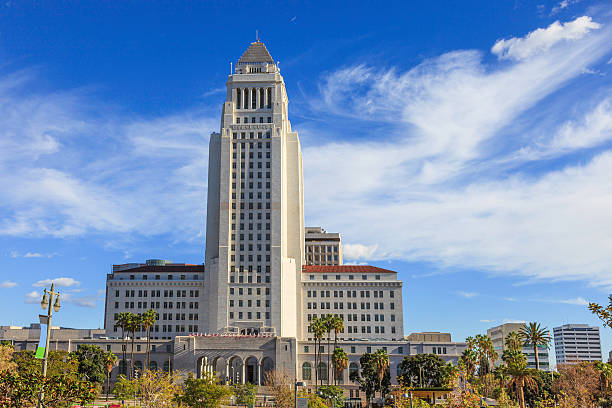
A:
71,344,107,384
589,295,612,329
178,372,232,408
412,398,432,408
298,390,327,408
0,370,97,408
349,351,390,401
12,350,78,378
520,322,551,371
113,374,136,400
317,385,345,408
505,332,523,352
397,354,452,388
232,382,257,406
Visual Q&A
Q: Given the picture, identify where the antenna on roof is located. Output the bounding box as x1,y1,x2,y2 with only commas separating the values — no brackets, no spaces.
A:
230,61,233,75
256,30,259,42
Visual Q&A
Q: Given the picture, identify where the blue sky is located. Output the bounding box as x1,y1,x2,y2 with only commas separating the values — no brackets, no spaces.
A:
1,1,611,364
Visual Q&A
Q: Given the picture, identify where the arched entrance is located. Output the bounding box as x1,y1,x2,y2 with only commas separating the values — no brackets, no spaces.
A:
261,356,274,384
228,356,244,384
245,356,259,384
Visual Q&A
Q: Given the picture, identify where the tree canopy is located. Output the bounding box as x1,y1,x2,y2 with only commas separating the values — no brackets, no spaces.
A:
397,353,453,388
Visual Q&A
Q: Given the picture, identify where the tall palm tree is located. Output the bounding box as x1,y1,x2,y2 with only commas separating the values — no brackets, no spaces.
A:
330,315,344,382
460,348,478,380
519,322,550,371
309,317,325,386
126,313,142,379
332,347,348,386
505,331,523,352
141,309,157,370
115,312,132,378
373,349,389,401
476,334,498,376
104,351,118,403
503,349,538,408
324,314,333,385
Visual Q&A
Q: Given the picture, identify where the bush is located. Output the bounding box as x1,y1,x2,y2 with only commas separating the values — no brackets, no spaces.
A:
233,382,257,406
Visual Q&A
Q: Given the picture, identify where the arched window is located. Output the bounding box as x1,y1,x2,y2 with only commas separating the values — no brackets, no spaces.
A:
317,362,328,381
302,362,312,380
163,361,173,372
349,362,359,382
149,361,158,370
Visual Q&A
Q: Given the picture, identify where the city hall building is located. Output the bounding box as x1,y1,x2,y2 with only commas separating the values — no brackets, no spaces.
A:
89,41,465,395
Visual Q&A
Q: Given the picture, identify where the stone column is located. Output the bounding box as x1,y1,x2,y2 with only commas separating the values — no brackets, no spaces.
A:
241,361,245,384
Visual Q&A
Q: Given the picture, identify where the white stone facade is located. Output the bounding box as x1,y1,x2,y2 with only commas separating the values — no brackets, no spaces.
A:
305,227,343,265
554,324,602,364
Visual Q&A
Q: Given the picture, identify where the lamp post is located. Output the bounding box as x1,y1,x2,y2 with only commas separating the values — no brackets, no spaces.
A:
37,283,61,408
294,380,307,408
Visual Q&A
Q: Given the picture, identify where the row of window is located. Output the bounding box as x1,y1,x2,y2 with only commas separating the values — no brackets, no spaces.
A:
232,151,271,159
232,181,271,190
229,275,271,283
235,87,272,110
232,131,271,140
231,202,270,211
115,301,199,310
303,345,397,355
306,290,394,298
229,311,270,320
230,299,271,308
119,290,200,298
307,302,393,310
231,244,271,251
230,254,271,263
306,312,396,323
235,116,272,124
229,287,270,296
306,245,339,253
308,274,383,281
230,265,272,273
120,274,200,281
159,313,199,321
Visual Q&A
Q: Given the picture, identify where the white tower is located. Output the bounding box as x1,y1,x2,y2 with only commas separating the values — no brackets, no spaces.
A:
204,41,305,338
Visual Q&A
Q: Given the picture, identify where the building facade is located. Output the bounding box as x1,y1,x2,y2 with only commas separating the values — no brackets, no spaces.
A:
487,323,550,371
305,227,343,265
553,324,602,364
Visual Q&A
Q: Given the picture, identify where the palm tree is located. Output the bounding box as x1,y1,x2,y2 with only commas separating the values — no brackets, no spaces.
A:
475,334,498,376
595,361,612,392
309,317,325,386
503,349,538,408
373,349,389,401
141,309,157,370
460,348,478,380
323,314,333,385
519,322,550,371
115,312,132,378
330,315,344,382
332,347,348,386
505,331,523,352
104,351,118,403
126,312,142,379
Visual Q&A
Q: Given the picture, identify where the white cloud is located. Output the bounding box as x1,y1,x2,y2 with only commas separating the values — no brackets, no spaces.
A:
343,243,379,260
304,16,612,289
33,277,80,287
503,319,527,324
557,297,589,306
9,251,58,258
25,291,41,304
551,0,582,14
492,17,600,61
550,99,612,151
0,281,17,288
480,319,494,323
458,291,479,299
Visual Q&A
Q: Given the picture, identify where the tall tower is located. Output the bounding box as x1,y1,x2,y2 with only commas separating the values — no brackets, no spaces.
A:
204,42,305,338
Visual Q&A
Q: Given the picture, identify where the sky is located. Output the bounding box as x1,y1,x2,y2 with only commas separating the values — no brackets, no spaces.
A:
0,0,611,366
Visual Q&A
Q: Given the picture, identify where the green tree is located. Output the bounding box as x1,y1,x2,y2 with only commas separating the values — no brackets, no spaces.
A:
309,317,325,386
113,374,136,401
126,312,143,379
589,295,612,329
318,385,346,408
136,369,182,408
179,372,233,408
71,344,107,385
519,322,550,371
232,382,257,406
116,311,132,377
323,314,334,385
332,347,348,386
141,309,157,369
397,353,450,388
475,334,498,376
0,344,16,372
104,350,118,402
298,389,327,408
330,315,344,382
350,351,390,405
12,350,78,378
459,349,478,380
502,349,538,408
373,349,390,400
505,332,523,352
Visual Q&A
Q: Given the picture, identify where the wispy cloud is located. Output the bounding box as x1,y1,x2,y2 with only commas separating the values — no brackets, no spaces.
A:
556,297,590,306
24,291,41,304
303,15,612,289
343,243,379,261
33,277,80,287
0,281,18,288
458,291,479,299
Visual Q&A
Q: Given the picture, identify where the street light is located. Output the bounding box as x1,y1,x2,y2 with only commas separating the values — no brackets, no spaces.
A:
37,283,61,408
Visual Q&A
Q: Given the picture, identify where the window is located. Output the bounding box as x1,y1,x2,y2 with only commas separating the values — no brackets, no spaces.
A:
317,362,328,381
302,362,312,380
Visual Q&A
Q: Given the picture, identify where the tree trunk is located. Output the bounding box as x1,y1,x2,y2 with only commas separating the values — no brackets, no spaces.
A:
130,332,135,380
533,343,539,370
106,370,110,402
146,327,151,370
327,331,331,385
518,384,525,408
121,327,126,378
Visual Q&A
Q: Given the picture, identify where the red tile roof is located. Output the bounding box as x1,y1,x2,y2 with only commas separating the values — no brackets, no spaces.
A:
302,265,396,274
